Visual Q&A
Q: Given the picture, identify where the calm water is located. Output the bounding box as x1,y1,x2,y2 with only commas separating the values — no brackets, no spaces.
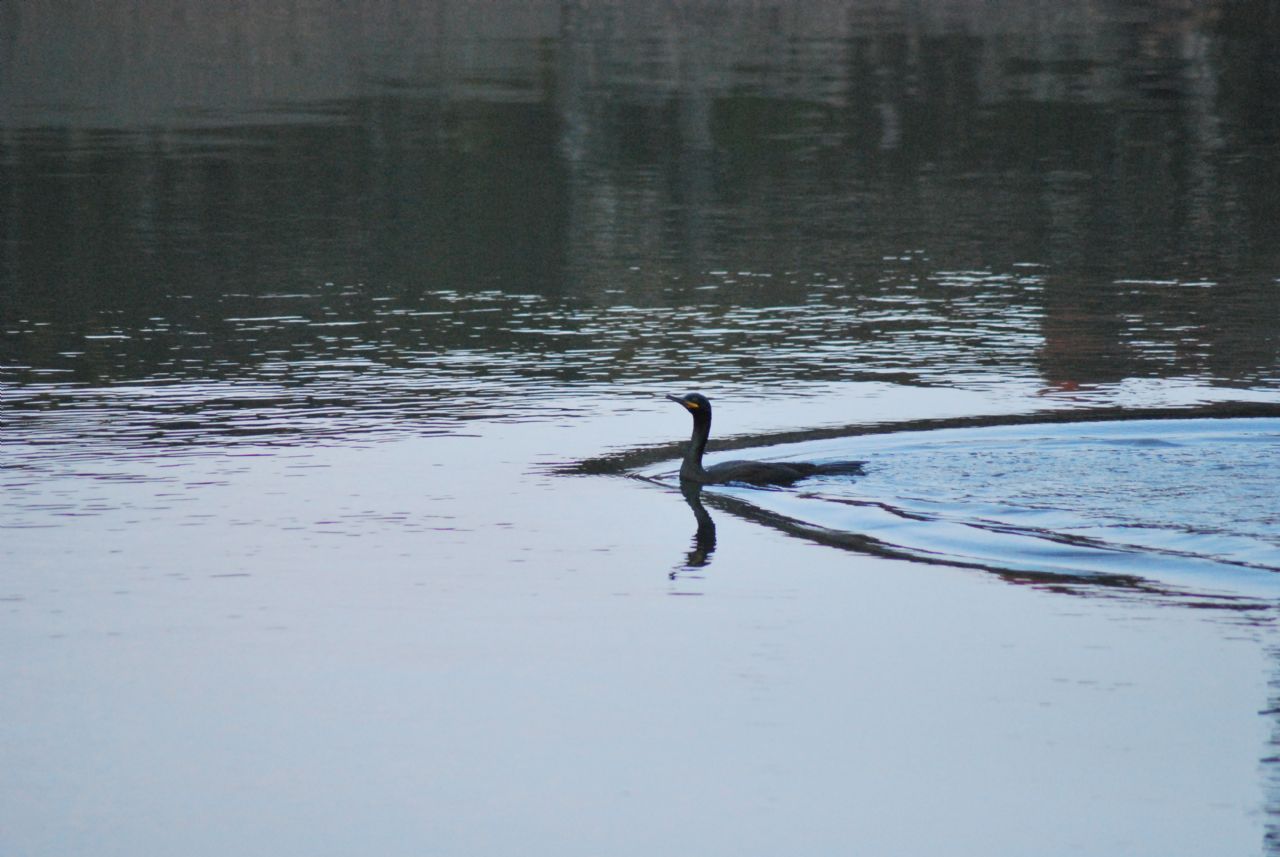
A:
4,2,1280,855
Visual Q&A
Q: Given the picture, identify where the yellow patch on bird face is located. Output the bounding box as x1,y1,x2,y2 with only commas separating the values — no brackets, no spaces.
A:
685,401,699,409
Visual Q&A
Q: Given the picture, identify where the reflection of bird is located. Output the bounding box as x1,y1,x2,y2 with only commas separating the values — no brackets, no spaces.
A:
665,392,865,486
678,481,717,570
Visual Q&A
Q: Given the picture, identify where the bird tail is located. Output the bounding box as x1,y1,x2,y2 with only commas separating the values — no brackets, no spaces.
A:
812,460,867,477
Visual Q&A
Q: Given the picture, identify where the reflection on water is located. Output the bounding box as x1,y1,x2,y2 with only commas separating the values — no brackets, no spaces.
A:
4,0,1280,435
674,481,717,576
4,2,1280,854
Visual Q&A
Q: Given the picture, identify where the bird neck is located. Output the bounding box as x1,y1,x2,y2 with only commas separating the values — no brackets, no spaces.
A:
681,412,711,480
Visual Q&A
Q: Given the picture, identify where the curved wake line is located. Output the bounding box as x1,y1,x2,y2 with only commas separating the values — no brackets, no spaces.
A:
627,411,1280,604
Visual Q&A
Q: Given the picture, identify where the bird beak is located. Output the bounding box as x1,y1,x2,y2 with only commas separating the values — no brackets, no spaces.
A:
666,394,698,410
666,394,699,410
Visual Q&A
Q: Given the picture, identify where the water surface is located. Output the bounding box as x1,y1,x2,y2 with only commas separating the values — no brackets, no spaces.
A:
639,415,1280,600
4,2,1280,855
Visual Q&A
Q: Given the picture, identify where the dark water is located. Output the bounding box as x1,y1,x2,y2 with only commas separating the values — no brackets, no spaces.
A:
5,1,1280,411
4,2,1280,855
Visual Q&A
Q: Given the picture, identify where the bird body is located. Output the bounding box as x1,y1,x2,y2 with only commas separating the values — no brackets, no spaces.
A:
665,392,863,486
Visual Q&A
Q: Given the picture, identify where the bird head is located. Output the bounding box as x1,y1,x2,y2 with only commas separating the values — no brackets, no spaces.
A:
665,392,712,417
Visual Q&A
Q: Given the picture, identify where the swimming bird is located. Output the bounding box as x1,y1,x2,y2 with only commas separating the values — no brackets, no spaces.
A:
666,392,864,486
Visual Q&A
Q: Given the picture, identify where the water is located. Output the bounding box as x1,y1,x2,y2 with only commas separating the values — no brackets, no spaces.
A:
4,2,1280,855
639,415,1280,600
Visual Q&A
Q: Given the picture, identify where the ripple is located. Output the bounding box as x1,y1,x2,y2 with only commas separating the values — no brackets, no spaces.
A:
638,414,1280,602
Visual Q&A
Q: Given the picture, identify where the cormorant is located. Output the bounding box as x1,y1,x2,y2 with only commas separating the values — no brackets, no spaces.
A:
666,392,864,486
